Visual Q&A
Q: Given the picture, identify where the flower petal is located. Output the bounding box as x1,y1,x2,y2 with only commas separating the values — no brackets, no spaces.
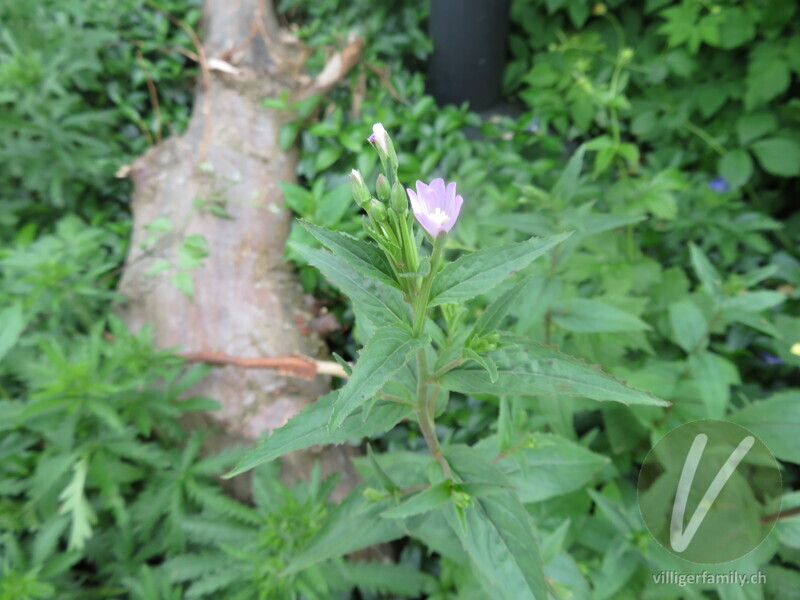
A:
407,188,423,214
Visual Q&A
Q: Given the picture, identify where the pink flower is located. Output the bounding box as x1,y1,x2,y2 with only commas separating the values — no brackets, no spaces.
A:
406,178,463,238
368,123,389,154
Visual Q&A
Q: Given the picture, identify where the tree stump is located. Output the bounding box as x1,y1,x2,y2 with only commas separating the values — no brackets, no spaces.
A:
117,0,359,500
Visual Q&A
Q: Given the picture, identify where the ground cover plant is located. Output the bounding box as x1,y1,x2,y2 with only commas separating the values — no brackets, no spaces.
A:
1,0,799,598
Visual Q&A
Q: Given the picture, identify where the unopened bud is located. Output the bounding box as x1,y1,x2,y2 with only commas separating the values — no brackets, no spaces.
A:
620,47,634,63
369,199,387,223
363,487,387,502
369,123,399,175
452,490,473,509
349,169,370,208
376,174,391,202
390,182,408,216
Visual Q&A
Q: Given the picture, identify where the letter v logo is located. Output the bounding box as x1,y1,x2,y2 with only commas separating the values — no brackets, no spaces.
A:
670,433,755,552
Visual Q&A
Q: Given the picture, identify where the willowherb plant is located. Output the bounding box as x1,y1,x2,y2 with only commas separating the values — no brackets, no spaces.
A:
226,125,668,598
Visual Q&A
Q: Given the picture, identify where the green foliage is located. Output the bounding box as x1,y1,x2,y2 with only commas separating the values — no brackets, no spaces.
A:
269,0,800,598
0,0,199,224
3,0,799,597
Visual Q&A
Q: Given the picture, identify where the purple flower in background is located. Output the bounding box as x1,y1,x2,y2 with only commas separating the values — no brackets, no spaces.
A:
708,176,729,193
526,116,540,133
759,352,784,366
368,123,389,153
407,178,463,238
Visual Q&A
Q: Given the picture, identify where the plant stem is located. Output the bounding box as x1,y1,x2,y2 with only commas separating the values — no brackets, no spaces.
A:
415,351,451,479
411,234,451,478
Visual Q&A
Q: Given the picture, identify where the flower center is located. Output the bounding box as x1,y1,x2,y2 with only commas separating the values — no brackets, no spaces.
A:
428,207,449,226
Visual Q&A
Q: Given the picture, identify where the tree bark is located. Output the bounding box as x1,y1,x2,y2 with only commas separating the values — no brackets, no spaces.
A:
117,0,358,499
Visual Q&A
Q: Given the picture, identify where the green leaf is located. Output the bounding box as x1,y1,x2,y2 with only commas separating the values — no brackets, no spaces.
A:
330,324,428,430
430,232,572,306
471,276,536,338
313,183,354,228
145,258,171,277
286,491,407,573
145,216,173,232
745,59,790,110
551,298,650,333
278,121,300,151
224,392,411,478
300,221,398,288
58,456,97,551
730,391,800,464
291,242,411,334
440,334,668,406
722,291,785,313
279,181,314,214
668,299,707,353
172,271,194,299
366,444,400,493
750,138,800,177
689,243,722,295
718,149,753,188
0,302,25,361
443,445,548,600
381,481,452,519
736,113,776,145
314,146,342,171
477,434,609,503
462,348,499,383
552,144,585,203
688,351,731,419
339,562,436,597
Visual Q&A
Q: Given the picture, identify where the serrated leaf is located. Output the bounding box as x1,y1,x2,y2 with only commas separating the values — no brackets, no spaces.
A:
224,392,411,478
443,445,548,600
381,481,451,519
471,276,536,338
330,324,428,430
58,456,96,551
476,435,609,503
291,242,411,334
440,334,668,406
430,232,572,306
300,221,398,288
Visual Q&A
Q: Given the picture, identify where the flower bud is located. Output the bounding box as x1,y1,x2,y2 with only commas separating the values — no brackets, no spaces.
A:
369,198,387,223
452,490,473,509
369,123,399,175
390,182,408,216
376,174,391,202
349,169,370,208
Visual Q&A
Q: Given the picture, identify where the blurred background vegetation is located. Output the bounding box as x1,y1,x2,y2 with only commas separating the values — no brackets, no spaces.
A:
1,0,799,598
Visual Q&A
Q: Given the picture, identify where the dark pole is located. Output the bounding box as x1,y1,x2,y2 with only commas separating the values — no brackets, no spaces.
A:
427,0,511,111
